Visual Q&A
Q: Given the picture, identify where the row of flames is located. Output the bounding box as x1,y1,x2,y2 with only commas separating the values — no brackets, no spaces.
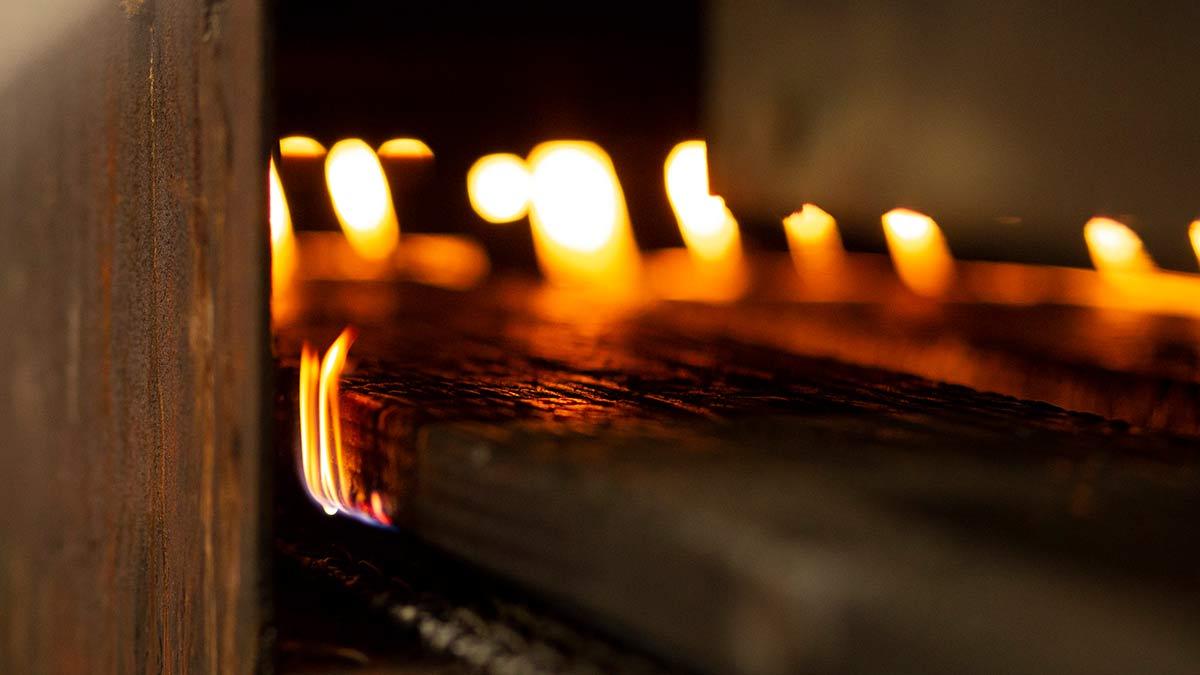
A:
274,134,1200,307
276,135,1200,522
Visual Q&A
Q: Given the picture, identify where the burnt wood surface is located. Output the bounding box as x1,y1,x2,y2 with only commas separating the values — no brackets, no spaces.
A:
276,279,1200,675
0,2,266,673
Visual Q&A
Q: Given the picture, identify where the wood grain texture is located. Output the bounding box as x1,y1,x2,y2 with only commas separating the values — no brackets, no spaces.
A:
276,280,1200,675
0,1,266,673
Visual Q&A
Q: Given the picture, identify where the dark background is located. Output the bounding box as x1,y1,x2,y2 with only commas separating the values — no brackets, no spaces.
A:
274,1,709,269
276,2,1200,271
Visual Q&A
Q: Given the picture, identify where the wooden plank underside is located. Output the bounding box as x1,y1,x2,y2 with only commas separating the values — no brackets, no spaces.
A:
0,2,266,673
277,280,1200,675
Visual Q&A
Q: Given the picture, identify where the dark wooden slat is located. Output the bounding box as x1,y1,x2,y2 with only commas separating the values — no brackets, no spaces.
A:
276,280,1200,675
0,2,266,673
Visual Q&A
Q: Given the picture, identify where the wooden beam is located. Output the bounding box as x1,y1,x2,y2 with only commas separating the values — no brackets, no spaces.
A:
276,280,1200,675
0,1,266,673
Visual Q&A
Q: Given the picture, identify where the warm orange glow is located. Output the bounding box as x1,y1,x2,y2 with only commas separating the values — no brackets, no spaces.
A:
326,139,400,261
1191,221,1200,270
377,137,434,159
664,140,742,265
269,158,298,321
296,327,385,524
527,141,640,290
784,204,841,249
397,234,490,290
297,343,334,514
280,136,327,158
881,208,955,297
467,153,531,224
783,204,845,289
1084,217,1156,275
317,328,355,509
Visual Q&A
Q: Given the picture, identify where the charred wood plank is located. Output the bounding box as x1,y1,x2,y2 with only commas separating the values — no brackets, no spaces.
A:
276,280,1200,675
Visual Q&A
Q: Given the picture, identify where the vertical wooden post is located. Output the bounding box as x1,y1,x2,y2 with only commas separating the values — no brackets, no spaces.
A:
0,1,266,672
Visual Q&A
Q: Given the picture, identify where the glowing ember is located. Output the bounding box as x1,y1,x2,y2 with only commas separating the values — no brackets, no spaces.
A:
1083,217,1156,275
1191,221,1200,270
526,141,640,289
377,137,434,159
280,136,327,158
268,158,298,321
664,140,742,264
467,153,532,224
297,327,387,525
325,139,401,261
881,208,955,298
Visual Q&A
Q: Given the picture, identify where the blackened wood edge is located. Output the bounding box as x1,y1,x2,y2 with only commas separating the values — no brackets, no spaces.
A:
0,1,267,673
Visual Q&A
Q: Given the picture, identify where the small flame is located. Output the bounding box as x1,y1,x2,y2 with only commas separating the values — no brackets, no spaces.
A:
1191,220,1200,270
298,343,332,513
664,140,742,264
297,327,384,523
881,208,955,297
280,136,327,158
269,158,298,321
317,328,355,509
467,153,532,224
378,137,434,159
527,141,640,289
1084,217,1156,275
783,204,844,285
325,139,400,261
784,204,841,249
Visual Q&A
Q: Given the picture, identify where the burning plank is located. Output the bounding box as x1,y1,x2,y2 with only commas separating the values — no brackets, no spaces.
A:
275,279,1200,675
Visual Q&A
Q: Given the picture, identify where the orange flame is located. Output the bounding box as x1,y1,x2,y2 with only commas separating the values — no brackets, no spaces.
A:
296,327,385,524
326,139,400,261
297,343,333,514
664,140,742,265
1191,220,1200,270
526,141,640,290
268,158,298,321
378,137,434,159
280,136,327,158
882,208,955,298
1083,217,1156,275
468,153,532,224
783,204,845,289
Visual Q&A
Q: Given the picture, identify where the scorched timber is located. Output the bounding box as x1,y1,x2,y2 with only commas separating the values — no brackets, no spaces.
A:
275,279,1200,675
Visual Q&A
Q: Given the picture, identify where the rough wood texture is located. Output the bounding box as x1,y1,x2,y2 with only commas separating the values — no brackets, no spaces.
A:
0,2,266,673
276,280,1200,675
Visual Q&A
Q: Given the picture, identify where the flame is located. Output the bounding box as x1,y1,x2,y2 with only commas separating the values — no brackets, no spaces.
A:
296,327,386,523
783,204,845,288
325,139,400,261
297,343,333,514
378,137,434,159
317,328,355,509
280,136,327,158
268,158,298,321
1191,220,1200,270
881,208,955,297
664,141,742,264
467,153,532,224
526,141,640,290
1083,217,1156,275
784,204,841,250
